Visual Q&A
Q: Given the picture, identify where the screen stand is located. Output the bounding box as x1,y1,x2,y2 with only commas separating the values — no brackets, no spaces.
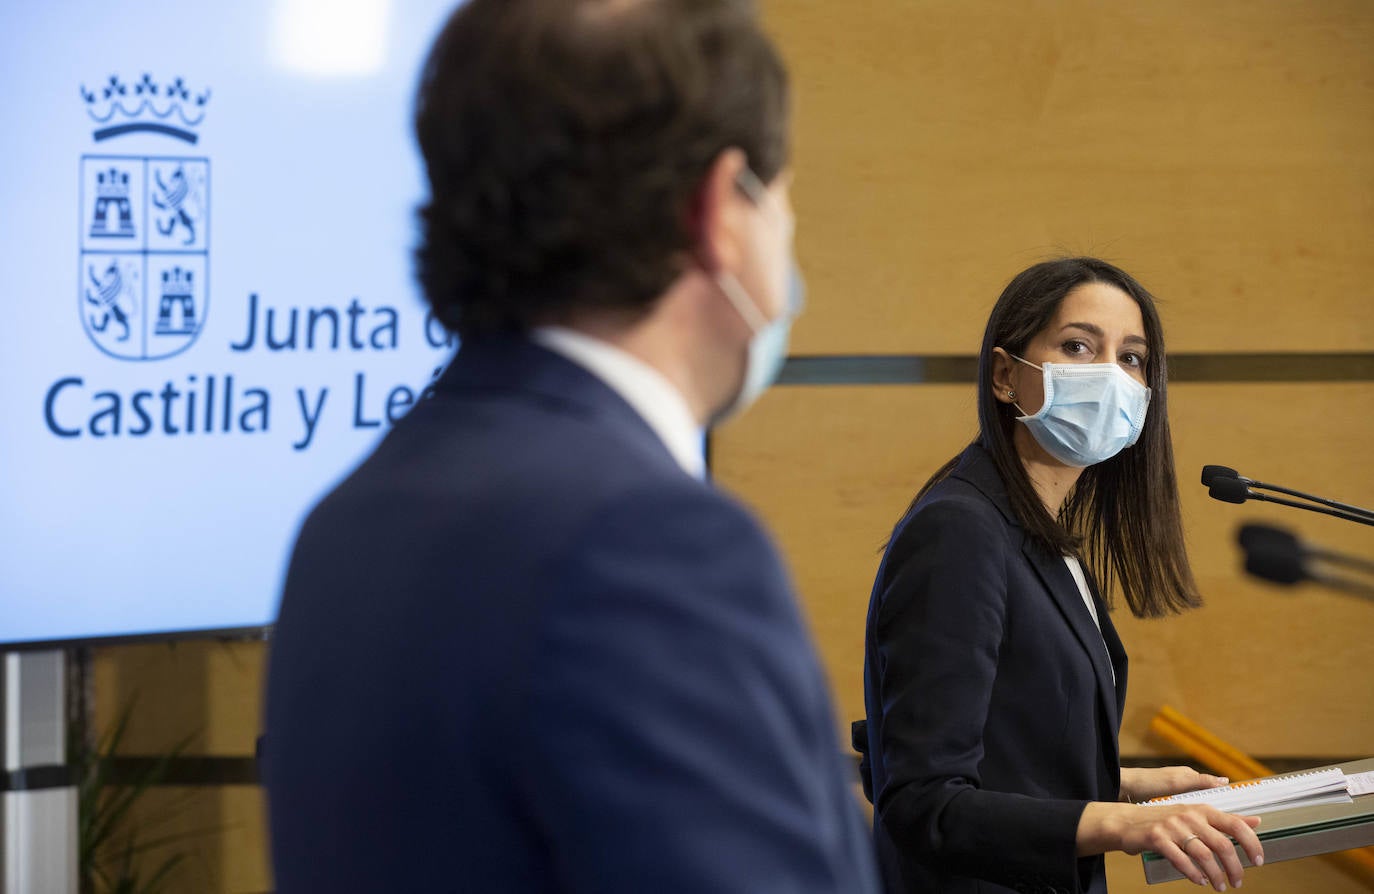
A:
1,651,77,894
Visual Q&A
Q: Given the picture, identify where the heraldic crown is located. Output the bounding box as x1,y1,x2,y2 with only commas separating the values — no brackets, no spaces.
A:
81,73,211,144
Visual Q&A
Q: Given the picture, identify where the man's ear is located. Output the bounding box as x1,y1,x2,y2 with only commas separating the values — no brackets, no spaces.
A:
689,147,750,275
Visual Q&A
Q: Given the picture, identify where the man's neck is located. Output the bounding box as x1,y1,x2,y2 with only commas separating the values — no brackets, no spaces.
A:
554,308,715,427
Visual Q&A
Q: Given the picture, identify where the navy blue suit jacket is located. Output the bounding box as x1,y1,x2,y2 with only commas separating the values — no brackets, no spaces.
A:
265,337,877,893
861,444,1128,894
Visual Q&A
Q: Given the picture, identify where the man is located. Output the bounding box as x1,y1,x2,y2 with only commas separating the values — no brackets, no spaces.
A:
264,1,878,891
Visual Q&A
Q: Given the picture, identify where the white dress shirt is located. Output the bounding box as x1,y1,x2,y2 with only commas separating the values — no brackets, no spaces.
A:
1063,555,1114,684
531,326,706,480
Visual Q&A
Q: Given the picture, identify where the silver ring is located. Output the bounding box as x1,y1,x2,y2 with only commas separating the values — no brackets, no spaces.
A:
1180,835,1201,848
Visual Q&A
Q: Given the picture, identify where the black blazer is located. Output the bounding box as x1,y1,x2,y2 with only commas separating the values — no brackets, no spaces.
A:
861,444,1128,894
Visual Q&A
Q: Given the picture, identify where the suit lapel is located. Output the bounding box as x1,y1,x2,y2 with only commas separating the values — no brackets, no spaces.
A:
1086,573,1129,725
1019,542,1122,774
953,445,1125,773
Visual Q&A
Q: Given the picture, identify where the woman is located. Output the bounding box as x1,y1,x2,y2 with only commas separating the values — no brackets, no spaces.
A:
860,258,1263,894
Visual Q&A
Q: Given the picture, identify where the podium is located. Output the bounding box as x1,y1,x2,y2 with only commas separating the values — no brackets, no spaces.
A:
1141,758,1374,884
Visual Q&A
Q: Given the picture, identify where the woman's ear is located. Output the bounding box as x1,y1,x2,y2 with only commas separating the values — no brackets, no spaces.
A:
991,347,1018,404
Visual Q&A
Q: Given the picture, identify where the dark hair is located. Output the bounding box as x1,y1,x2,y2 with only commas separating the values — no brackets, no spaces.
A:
914,257,1200,617
413,0,790,338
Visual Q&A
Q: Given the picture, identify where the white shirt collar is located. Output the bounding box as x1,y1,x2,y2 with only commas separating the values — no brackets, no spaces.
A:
530,326,706,480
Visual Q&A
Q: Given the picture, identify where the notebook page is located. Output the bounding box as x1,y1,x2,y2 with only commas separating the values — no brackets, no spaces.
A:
1146,768,1351,815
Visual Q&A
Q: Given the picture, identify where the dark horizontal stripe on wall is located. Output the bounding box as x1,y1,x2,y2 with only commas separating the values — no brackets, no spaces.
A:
102,755,260,787
1168,352,1374,382
777,355,977,385
778,353,1374,386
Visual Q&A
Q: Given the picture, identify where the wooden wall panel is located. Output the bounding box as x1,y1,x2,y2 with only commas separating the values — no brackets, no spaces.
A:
1118,381,1374,755
763,0,1374,355
713,384,987,740
711,381,1374,756
91,641,270,894
93,640,266,756
104,785,270,894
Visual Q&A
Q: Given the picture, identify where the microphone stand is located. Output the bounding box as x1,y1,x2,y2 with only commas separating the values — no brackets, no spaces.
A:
1238,523,1374,602
1243,490,1374,528
1307,572,1374,602
1202,464,1374,525
1249,481,1374,521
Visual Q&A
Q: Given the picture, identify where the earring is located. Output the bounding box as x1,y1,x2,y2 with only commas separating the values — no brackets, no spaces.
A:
1007,390,1016,399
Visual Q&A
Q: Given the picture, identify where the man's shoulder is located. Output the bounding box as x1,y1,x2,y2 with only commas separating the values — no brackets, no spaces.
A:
578,475,772,555
300,384,740,564
353,379,672,492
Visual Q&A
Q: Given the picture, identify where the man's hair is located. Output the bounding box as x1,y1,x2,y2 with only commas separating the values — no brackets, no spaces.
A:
414,0,790,338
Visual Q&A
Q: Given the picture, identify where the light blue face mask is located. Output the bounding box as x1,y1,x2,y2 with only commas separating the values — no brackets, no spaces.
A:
714,264,804,420
713,169,804,421
1011,353,1151,467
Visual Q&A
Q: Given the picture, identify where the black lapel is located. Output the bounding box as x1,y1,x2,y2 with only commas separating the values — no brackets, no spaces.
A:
1018,542,1123,775
1085,573,1129,725
952,445,1123,773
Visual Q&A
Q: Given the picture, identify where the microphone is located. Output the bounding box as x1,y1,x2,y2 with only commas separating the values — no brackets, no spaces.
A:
1203,465,1374,527
1201,465,1248,488
1202,463,1374,518
1207,477,1251,505
1237,523,1374,600
1237,524,1305,584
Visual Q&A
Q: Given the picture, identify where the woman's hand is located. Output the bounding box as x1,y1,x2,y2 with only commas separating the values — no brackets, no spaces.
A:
1121,765,1230,803
1078,801,1264,891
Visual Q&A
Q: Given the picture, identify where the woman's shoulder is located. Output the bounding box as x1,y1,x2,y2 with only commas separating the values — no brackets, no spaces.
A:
889,476,1012,556
872,476,1018,609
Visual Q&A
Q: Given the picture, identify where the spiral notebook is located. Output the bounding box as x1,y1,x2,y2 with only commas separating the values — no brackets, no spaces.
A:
1146,767,1353,816
1141,758,1374,884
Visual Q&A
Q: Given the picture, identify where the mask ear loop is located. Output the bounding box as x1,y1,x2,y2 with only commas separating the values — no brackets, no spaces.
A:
716,271,768,333
735,167,768,204
714,166,782,334
1007,352,1044,417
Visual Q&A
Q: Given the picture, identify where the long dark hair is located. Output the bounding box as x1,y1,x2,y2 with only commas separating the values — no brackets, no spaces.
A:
914,257,1200,617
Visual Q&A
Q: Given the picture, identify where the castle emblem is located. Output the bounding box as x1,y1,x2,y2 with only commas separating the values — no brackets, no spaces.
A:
78,75,210,360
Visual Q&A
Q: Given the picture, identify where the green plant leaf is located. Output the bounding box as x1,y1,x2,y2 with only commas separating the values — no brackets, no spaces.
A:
76,692,205,894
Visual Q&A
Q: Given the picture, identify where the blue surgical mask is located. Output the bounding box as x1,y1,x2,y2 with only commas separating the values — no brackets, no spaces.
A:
713,168,804,420
714,264,804,420
1010,353,1151,467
